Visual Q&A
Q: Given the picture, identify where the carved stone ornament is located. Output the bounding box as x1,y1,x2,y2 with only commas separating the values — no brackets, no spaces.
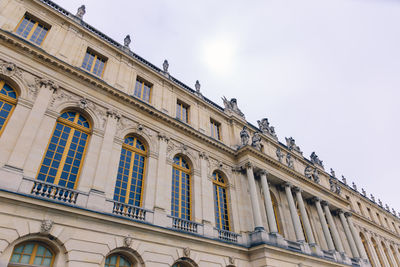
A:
330,168,336,178
228,256,235,264
251,132,262,151
40,219,53,233
286,153,294,169
378,199,383,207
352,182,357,191
157,132,170,142
163,59,169,73
222,96,245,118
304,166,313,179
392,208,396,215
310,152,324,168
370,194,375,202
123,235,133,247
276,148,284,163
361,188,366,196
1,61,17,76
239,126,250,147
341,175,347,185
385,204,390,211
124,35,131,48
106,108,121,121
285,137,302,154
195,80,201,93
258,118,278,140
76,5,86,19
183,247,190,257
39,78,59,92
199,151,209,160
79,97,89,109
312,169,320,183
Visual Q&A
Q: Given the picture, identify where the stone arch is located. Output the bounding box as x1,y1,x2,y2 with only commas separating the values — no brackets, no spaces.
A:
359,232,374,266
167,142,199,171
172,257,198,267
0,74,25,99
119,129,154,157
53,101,102,131
102,247,145,267
0,233,68,267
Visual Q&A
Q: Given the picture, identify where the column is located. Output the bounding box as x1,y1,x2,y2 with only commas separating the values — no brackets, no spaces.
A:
259,170,277,234
246,162,264,231
199,153,215,225
91,109,120,192
322,201,344,253
154,133,170,211
338,210,360,258
314,197,335,251
346,212,368,260
284,183,305,242
294,187,315,244
7,79,58,169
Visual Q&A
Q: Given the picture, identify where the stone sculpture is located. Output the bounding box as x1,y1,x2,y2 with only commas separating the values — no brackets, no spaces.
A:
286,153,294,169
312,169,320,183
40,219,53,233
240,126,250,146
276,148,284,163
251,132,262,150
370,194,375,202
222,97,244,118
341,175,347,185
257,118,277,139
195,80,201,94
361,188,366,196
330,168,336,178
76,5,86,19
310,152,323,168
163,59,169,73
124,35,131,47
352,182,357,191
285,137,302,153
304,166,313,179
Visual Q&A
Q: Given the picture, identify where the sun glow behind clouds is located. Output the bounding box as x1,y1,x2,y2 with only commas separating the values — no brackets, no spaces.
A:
201,38,237,76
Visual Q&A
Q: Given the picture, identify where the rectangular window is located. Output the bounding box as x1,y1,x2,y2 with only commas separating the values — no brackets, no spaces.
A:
81,49,107,77
15,15,49,45
210,119,221,140
134,78,152,103
176,101,189,123
367,207,373,221
376,213,382,225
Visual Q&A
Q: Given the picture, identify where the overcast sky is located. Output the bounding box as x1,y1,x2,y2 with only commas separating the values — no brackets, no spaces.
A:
56,0,400,212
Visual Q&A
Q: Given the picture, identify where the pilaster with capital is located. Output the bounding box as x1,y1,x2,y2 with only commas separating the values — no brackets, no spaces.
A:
245,162,264,231
199,152,215,227
314,197,335,251
259,170,277,234
322,202,344,253
338,209,360,259
6,78,58,169
284,183,305,242
345,212,368,260
154,133,171,212
294,187,315,244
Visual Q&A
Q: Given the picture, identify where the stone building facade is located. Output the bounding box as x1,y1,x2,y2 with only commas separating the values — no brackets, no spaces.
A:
0,0,399,266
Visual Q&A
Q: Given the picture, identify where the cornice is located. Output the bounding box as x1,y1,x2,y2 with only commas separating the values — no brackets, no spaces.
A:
352,211,400,241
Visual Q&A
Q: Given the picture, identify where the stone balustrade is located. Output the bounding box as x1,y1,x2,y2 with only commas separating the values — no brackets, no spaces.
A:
170,216,200,233
31,180,79,204
214,228,240,243
112,200,148,221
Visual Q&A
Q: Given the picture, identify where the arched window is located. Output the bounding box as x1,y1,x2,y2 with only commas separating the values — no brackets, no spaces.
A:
9,242,54,266
371,237,384,267
212,172,230,231
381,241,394,267
390,245,400,267
37,111,91,189
0,80,17,137
172,260,195,267
270,192,282,235
113,136,147,207
171,156,191,220
360,233,375,267
105,254,132,267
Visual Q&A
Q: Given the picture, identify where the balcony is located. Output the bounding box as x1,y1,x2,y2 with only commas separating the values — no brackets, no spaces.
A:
214,228,240,243
170,216,200,233
31,180,79,204
112,200,148,221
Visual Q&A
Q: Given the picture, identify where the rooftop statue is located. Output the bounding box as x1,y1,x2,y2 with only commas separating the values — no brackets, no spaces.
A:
163,60,169,73
285,137,302,154
251,132,262,151
330,168,336,178
361,188,366,196
352,182,357,191
257,118,278,140
341,175,347,185
240,126,250,147
124,35,131,48
310,152,324,168
76,5,86,19
370,194,375,202
222,97,245,118
195,80,201,94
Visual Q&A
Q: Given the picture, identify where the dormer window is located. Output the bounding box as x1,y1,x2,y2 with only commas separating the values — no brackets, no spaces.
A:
15,14,50,45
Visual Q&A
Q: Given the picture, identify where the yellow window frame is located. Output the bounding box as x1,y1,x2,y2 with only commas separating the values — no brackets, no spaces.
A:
172,157,192,220
213,172,231,231
0,81,17,137
134,79,152,103
271,193,282,234
9,242,55,267
106,254,131,267
37,112,91,189
210,119,221,140
120,137,147,206
176,101,189,123
14,15,49,45
82,50,107,77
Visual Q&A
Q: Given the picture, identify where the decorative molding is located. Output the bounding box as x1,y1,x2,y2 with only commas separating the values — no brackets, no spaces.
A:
123,235,133,247
40,219,53,233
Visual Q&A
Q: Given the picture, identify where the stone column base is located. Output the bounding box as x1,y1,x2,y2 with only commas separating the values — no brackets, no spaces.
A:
309,243,324,257
268,232,288,248
249,229,269,246
299,242,312,255
338,252,352,265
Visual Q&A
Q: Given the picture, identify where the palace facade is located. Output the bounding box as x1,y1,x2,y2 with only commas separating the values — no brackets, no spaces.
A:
0,0,399,266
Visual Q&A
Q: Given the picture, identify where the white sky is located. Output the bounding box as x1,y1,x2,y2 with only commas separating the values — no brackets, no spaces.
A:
55,0,400,212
